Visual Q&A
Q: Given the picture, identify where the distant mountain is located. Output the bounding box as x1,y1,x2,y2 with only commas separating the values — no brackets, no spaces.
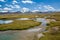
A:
0,11,60,14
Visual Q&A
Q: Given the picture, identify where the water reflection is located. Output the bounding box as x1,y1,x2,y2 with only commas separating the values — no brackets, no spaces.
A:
0,20,13,24
35,18,47,26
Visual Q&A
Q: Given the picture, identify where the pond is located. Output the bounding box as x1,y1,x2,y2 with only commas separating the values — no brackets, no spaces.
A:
16,18,31,20
0,20,13,24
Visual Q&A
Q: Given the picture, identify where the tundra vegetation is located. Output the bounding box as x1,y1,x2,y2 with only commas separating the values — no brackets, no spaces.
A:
0,20,40,31
39,12,60,40
0,12,60,40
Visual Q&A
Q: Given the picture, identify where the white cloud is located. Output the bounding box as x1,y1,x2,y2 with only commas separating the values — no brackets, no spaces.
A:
0,8,2,10
0,8,9,12
32,10,40,12
0,5,2,7
0,0,5,2
8,5,14,8
32,5,56,12
12,0,18,4
14,5,20,8
5,4,14,8
5,4,20,9
55,9,60,12
39,7,42,9
3,7,12,11
0,10,8,12
43,5,55,11
21,7,30,13
0,7,13,12
22,0,34,4
38,5,42,9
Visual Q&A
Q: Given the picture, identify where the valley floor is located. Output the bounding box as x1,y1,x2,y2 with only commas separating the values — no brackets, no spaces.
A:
0,12,60,40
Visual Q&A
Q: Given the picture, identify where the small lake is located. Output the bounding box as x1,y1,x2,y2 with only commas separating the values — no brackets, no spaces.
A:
16,18,31,20
0,20,13,24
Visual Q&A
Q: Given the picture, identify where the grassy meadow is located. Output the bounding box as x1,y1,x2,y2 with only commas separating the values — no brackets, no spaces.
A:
39,12,60,40
0,13,52,19
0,20,40,31
0,12,60,40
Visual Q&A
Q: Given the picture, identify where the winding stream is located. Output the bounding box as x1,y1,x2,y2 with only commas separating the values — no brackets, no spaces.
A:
0,18,48,40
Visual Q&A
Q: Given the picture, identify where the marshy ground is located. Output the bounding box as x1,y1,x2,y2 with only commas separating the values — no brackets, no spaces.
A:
0,12,60,40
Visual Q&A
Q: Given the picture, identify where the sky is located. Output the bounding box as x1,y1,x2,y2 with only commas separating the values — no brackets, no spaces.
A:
0,0,60,12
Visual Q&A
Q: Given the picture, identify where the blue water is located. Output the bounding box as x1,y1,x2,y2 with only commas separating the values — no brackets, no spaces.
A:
35,18,47,26
0,20,13,24
0,31,21,40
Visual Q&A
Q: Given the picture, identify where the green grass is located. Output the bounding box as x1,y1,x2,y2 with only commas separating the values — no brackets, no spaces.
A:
40,21,60,40
0,14,38,19
0,20,41,31
0,13,52,19
39,12,60,40
48,21,60,26
41,21,60,40
46,12,60,21
40,32,60,40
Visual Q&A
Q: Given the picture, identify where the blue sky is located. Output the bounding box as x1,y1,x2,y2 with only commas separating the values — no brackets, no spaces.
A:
0,0,60,12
